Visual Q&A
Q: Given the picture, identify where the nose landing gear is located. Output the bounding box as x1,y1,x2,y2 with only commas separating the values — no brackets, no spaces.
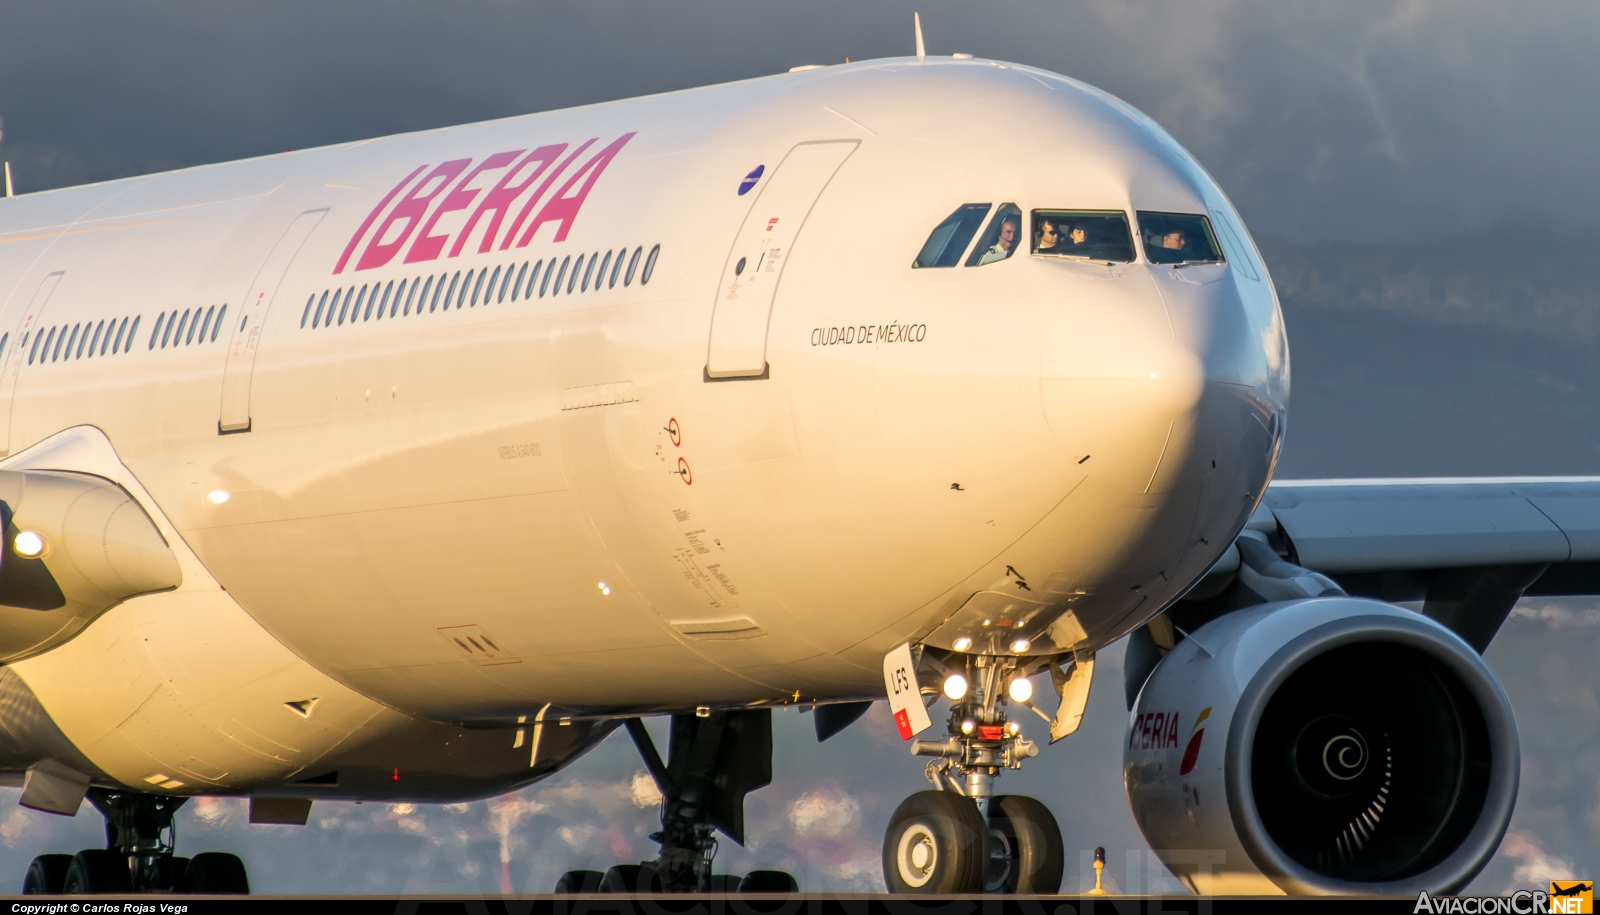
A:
882,651,1068,894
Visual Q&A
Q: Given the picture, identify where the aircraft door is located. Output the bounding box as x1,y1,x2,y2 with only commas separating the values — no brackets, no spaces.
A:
217,208,328,433
0,271,64,455
706,141,858,379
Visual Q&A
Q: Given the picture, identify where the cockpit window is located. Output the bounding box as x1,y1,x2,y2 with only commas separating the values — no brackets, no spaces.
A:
1136,212,1224,265
964,203,1022,267
1031,210,1135,263
913,203,991,268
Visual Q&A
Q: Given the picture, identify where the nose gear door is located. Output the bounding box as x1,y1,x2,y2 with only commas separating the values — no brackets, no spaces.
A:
705,141,857,380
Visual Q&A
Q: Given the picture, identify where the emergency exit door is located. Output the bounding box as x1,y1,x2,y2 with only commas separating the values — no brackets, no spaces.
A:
706,141,858,379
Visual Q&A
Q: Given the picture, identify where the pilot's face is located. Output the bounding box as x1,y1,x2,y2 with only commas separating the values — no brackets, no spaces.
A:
1161,231,1185,250
1069,227,1087,245
1039,223,1058,248
1000,222,1017,249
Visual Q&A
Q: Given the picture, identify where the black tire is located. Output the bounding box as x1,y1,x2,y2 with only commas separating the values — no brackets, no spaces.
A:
707,874,743,892
600,863,661,893
61,850,132,894
22,854,71,894
177,852,249,894
882,790,987,894
554,869,605,893
737,869,798,892
985,795,1064,893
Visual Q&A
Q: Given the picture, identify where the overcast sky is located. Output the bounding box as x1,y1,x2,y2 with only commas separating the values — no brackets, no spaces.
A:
2,1,1599,243
0,0,1594,896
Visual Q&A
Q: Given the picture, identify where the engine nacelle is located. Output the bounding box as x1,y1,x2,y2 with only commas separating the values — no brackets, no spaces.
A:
1124,597,1517,895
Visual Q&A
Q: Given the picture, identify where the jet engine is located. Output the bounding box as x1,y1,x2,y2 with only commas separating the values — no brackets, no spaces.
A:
0,470,181,664
1123,597,1517,895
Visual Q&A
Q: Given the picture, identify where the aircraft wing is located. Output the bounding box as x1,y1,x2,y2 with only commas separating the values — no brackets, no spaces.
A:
1250,477,1600,649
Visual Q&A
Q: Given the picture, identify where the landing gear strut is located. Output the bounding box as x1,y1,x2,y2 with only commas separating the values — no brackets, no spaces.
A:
883,650,1066,894
610,709,786,893
21,790,249,894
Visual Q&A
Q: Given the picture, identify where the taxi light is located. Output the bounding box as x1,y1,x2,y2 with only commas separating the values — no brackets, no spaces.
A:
942,674,968,700
1009,638,1031,654
598,581,611,595
13,531,46,558
960,719,975,735
1007,721,1021,736
1008,676,1033,703
206,490,230,505
952,636,973,652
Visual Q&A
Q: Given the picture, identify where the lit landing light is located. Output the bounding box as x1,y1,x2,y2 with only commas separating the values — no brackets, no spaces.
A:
1010,638,1031,654
1008,676,1033,703
960,719,975,735
952,636,973,652
1007,721,1021,736
597,581,611,596
13,530,46,558
942,673,968,700
206,490,230,505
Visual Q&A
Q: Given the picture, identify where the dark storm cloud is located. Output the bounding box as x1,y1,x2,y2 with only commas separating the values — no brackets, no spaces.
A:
2,2,1599,241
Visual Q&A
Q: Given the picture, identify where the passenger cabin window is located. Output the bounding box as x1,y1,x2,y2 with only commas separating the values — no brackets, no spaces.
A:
1136,212,1224,266
913,204,990,268
1030,210,1135,263
965,204,1023,267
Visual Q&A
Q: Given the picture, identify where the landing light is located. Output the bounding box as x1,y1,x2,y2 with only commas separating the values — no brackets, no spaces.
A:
960,719,975,735
598,582,611,596
942,673,968,700
1009,638,1031,654
206,490,230,505
1008,676,1033,703
13,531,46,558
952,637,972,652
1007,721,1021,736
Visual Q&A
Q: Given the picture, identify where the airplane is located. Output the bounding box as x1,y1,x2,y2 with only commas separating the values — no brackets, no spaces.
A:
0,37,1587,898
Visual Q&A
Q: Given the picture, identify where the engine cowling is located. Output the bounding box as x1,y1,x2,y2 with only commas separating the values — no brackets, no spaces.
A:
1124,597,1517,895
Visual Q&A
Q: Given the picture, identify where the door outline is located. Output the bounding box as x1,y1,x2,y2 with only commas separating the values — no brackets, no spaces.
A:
218,209,329,434
705,140,858,381
0,271,65,455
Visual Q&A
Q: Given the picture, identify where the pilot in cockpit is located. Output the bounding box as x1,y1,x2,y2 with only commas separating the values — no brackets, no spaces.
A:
975,214,1020,265
1034,218,1061,253
1159,230,1187,253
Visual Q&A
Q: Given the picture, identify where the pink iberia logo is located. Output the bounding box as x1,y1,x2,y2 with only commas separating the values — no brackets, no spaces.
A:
333,132,636,275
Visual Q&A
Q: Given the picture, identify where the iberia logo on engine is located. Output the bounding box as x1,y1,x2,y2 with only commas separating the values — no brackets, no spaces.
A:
1131,707,1210,776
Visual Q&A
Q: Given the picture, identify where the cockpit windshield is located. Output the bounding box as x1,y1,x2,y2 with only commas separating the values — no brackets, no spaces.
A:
913,204,991,268
1030,210,1135,263
965,204,1023,267
1136,212,1224,265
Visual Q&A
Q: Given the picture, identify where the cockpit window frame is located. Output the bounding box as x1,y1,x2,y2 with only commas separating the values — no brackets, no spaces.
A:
964,203,1023,268
913,203,992,269
1028,209,1137,264
1135,211,1226,266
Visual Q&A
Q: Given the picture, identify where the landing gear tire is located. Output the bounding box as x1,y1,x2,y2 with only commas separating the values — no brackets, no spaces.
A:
62,850,132,894
984,795,1064,893
601,863,661,893
176,852,249,894
737,870,798,893
555,869,605,893
883,790,987,894
22,854,72,894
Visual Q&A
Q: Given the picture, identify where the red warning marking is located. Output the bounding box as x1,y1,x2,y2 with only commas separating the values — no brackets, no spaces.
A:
765,217,779,232
676,457,693,485
894,708,913,740
665,417,681,446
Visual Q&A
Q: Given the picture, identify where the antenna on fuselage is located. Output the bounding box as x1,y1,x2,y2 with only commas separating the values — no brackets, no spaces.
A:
3,163,11,198
914,12,926,62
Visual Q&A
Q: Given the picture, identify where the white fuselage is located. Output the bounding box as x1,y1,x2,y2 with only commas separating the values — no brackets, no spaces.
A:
0,57,1287,800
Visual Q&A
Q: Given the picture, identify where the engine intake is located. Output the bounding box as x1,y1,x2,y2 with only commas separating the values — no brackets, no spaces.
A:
1124,598,1517,896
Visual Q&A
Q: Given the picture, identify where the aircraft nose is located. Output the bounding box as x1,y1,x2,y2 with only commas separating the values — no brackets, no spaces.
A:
1039,268,1211,494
